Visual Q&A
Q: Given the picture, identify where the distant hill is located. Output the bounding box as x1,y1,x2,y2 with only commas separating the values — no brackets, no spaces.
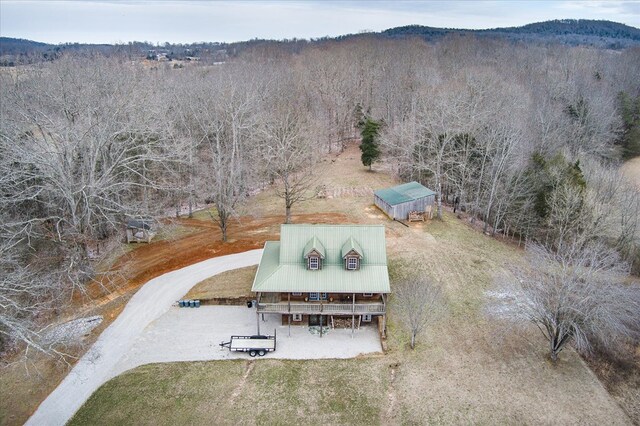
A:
0,37,49,54
1,19,639,66
381,19,640,48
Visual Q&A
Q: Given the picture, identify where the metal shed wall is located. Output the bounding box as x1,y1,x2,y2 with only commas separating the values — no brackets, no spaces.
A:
392,195,435,220
375,194,435,220
374,194,394,219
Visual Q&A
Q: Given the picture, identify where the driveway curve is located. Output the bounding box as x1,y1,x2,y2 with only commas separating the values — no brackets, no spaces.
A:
26,249,263,426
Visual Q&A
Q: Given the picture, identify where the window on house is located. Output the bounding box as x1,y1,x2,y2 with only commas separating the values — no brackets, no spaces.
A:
362,314,372,322
308,293,327,301
292,313,302,322
347,257,358,270
363,293,373,297
309,256,319,270
292,292,302,296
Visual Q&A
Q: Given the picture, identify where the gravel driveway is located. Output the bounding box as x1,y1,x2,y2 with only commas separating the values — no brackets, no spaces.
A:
112,305,382,376
27,248,382,426
27,249,263,426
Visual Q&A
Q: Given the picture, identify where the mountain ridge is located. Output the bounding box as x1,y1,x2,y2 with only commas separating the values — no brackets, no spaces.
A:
1,19,638,65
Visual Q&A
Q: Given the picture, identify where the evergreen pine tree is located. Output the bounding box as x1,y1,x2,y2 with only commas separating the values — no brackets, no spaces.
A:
360,118,381,171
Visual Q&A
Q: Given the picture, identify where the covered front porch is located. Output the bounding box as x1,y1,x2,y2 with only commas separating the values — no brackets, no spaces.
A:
255,295,384,338
256,291,386,314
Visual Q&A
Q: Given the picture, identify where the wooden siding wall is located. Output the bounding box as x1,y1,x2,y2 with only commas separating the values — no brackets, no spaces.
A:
281,313,382,326
374,195,394,219
393,195,435,220
375,194,435,220
279,292,382,303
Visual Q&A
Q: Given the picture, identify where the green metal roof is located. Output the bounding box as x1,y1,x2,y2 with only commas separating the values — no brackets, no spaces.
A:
252,224,390,294
279,224,386,265
374,181,436,206
341,237,363,258
303,236,326,258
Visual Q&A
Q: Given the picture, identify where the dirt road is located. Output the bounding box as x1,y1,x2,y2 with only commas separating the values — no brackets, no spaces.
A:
26,249,263,426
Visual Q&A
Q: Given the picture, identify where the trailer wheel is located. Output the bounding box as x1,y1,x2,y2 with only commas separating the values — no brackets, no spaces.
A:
258,349,266,357
249,350,257,357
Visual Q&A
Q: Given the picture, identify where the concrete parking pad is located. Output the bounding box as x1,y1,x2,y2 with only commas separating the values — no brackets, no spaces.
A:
112,305,382,377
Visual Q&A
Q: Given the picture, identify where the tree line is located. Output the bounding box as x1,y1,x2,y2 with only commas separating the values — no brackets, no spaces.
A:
0,35,639,359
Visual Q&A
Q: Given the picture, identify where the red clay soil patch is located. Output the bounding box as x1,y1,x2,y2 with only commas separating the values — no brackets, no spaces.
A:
84,212,349,301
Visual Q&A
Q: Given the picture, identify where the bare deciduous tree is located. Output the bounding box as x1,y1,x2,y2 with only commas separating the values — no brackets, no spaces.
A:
488,242,640,362
0,57,169,356
261,103,316,224
176,66,262,241
393,274,446,349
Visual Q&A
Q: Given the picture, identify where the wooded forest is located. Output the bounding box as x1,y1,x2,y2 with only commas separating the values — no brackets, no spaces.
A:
1,34,639,356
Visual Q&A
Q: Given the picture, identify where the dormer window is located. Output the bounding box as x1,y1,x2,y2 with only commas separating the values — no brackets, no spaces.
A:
304,236,325,271
347,257,359,270
341,237,363,271
309,256,319,270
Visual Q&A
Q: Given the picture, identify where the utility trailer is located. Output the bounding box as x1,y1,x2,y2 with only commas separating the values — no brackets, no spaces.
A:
219,330,276,357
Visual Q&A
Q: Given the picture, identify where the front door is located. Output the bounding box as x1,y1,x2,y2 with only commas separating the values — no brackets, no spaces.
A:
308,315,322,326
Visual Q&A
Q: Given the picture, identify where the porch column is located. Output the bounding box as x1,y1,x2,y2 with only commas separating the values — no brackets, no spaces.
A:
382,314,386,338
381,294,387,338
351,292,355,337
256,292,261,335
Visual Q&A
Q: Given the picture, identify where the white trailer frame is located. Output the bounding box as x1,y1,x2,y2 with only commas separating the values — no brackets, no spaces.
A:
220,330,276,357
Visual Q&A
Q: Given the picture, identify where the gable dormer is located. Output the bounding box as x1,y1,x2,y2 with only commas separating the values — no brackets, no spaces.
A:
341,237,363,270
303,236,325,270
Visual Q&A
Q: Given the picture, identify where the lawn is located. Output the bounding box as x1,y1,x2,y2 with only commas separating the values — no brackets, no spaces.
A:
183,265,257,301
70,359,388,426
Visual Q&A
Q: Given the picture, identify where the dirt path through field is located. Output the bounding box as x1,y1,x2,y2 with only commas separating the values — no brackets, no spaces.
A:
383,363,400,425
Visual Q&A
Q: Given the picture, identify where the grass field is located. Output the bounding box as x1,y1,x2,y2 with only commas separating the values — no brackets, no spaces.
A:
6,145,635,425
71,349,626,425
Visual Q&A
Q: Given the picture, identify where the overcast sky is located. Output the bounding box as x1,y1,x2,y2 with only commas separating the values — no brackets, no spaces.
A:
1,0,639,45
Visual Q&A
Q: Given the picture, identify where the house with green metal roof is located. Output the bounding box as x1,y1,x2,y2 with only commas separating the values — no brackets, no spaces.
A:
252,224,390,336
374,181,436,220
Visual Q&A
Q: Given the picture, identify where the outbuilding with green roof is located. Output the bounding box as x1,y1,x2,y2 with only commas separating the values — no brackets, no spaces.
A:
374,181,436,220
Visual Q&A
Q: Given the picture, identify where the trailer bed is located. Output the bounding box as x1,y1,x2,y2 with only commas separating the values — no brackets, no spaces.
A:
229,337,276,351
220,330,276,357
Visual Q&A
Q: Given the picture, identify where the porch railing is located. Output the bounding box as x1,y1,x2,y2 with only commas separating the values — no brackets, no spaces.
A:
257,302,385,315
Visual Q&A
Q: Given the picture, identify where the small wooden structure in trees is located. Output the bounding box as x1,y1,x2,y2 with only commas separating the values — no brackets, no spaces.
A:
374,182,435,220
125,219,155,244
